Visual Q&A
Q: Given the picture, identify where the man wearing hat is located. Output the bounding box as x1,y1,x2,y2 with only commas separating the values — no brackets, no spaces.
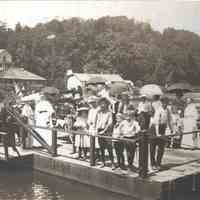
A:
150,96,172,170
96,97,114,169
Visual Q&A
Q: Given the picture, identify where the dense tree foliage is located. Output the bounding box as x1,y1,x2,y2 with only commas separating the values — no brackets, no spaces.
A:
1,16,200,88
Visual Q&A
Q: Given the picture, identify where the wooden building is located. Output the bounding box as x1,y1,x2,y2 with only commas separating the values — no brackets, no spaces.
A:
0,49,46,91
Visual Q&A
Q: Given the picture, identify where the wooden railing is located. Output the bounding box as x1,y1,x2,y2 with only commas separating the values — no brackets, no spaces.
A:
5,107,200,178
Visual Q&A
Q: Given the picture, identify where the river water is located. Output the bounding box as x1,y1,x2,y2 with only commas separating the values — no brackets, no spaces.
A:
0,168,134,200
0,168,199,200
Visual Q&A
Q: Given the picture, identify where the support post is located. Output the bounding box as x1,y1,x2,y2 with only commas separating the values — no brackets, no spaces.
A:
139,130,149,178
90,135,96,166
3,135,9,160
52,128,57,157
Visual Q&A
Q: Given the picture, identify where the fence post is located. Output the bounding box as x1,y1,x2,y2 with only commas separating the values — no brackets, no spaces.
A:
90,135,96,166
52,127,58,157
139,130,149,178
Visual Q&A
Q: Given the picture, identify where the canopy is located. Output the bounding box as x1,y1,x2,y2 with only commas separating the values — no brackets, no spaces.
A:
167,82,192,93
87,76,106,85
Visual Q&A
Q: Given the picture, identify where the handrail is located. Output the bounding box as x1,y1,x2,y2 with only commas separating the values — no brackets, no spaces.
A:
6,107,53,154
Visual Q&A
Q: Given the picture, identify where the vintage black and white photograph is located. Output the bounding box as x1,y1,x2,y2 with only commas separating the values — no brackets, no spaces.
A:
0,1,200,199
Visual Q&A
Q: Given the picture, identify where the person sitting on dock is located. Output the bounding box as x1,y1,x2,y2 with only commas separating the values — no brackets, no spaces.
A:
96,97,114,169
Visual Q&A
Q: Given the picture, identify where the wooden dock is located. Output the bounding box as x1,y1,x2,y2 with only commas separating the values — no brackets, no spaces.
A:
1,141,200,200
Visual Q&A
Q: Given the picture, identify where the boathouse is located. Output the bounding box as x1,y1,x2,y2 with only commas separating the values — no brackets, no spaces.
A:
0,49,46,90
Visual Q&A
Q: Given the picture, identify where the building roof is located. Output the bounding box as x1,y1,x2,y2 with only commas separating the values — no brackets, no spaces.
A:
74,73,124,83
0,49,6,54
0,67,46,81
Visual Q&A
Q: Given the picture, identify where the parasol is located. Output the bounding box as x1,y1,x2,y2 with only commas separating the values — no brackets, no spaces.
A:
140,84,163,98
87,76,106,85
42,86,60,95
167,82,192,93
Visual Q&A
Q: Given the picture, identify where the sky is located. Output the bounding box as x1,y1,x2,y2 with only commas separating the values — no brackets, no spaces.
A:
0,0,200,34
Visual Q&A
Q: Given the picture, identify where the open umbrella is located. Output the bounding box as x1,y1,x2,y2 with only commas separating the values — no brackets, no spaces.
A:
42,86,59,95
167,82,192,93
109,82,129,96
87,76,106,85
140,84,163,98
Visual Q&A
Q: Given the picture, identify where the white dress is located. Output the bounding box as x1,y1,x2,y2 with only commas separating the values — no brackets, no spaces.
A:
74,117,90,148
21,103,35,148
88,107,99,148
183,103,198,148
34,100,55,147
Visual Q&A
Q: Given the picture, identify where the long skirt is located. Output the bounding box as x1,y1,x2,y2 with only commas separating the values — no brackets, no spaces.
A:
182,117,198,148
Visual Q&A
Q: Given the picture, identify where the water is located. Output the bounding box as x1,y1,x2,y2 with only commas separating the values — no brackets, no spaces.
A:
0,168,200,200
0,169,134,200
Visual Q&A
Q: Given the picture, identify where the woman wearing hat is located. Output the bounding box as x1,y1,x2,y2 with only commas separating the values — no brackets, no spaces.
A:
74,105,90,160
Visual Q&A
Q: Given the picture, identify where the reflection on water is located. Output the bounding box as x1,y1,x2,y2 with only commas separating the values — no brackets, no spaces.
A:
0,169,133,200
0,168,199,200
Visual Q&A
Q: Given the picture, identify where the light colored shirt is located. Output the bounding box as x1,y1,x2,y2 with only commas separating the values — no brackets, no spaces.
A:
35,100,55,127
96,111,113,130
138,101,152,114
22,103,34,125
121,120,141,137
152,100,162,111
154,106,171,125
67,76,82,91
88,107,99,134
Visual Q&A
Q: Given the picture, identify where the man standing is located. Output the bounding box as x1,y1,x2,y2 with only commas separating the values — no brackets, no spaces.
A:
150,97,172,170
96,97,114,169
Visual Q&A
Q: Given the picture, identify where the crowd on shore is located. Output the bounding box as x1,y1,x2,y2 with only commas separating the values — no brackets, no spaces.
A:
11,82,198,172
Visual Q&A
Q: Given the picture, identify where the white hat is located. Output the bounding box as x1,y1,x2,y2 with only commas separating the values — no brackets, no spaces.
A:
140,94,147,98
77,107,89,112
67,69,73,76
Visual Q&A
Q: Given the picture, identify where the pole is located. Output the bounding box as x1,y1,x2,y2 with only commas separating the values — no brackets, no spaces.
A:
52,128,57,157
90,135,96,166
139,130,149,178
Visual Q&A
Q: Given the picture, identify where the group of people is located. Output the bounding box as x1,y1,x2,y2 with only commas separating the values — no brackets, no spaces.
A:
10,82,199,173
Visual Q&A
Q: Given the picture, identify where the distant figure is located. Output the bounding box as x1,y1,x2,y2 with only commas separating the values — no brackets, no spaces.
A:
182,98,199,148
65,69,82,95
137,95,152,130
